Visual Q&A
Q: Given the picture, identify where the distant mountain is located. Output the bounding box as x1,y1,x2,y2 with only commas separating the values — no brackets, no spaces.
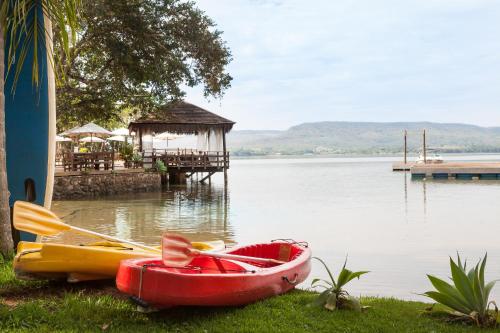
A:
227,121,500,156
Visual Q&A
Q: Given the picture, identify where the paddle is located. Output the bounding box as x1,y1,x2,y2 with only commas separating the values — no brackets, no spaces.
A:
162,233,286,267
13,201,159,253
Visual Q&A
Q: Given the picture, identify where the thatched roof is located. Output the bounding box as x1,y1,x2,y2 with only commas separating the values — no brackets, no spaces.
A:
128,101,235,135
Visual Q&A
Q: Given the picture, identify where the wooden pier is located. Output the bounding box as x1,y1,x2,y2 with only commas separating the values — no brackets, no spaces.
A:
157,151,229,184
410,162,500,180
389,129,500,180
392,162,416,171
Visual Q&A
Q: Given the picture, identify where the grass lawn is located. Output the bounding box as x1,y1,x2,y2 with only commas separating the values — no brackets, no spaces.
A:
0,257,494,332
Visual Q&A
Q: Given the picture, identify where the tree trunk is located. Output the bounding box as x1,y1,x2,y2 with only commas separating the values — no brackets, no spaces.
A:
0,25,14,256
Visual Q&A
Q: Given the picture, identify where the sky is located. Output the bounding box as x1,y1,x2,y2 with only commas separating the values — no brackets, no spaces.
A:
185,0,500,130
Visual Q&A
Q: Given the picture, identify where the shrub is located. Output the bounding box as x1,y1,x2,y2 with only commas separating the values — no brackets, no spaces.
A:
120,144,134,162
311,257,369,311
423,253,499,327
132,153,142,163
155,160,167,174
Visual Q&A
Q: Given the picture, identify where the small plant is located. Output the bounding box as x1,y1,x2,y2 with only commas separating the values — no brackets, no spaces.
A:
132,153,142,163
423,253,499,327
311,257,369,311
155,160,167,174
120,144,134,162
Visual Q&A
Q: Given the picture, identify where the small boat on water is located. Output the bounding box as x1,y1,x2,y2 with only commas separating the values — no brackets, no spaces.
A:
14,240,225,283
116,240,311,308
416,149,444,164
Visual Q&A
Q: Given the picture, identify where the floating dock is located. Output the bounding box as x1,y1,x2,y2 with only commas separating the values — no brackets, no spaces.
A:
392,162,416,171
410,162,500,180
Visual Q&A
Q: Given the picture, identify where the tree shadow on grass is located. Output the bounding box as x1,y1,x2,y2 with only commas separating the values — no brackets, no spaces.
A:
0,279,127,306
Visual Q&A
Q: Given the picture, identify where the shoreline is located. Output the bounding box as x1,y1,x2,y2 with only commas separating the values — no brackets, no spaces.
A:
231,152,500,160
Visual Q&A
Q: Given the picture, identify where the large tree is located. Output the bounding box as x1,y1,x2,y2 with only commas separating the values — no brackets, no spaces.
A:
56,0,233,130
0,1,80,256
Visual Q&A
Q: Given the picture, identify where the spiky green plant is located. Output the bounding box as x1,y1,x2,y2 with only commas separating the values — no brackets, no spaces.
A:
423,253,499,327
311,257,369,311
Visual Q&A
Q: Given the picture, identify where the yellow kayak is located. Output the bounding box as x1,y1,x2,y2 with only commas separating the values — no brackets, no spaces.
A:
14,240,225,283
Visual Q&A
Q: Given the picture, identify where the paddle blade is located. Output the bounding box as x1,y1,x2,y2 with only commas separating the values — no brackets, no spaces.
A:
13,201,70,236
161,233,197,267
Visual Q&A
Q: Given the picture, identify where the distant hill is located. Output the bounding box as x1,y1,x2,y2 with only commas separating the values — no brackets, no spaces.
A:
227,121,500,156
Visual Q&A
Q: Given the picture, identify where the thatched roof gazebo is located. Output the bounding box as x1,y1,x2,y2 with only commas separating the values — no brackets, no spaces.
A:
128,101,235,184
128,101,235,136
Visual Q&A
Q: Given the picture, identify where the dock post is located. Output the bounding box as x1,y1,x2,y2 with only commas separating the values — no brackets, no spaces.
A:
404,129,407,164
138,129,143,152
222,130,228,186
423,129,427,164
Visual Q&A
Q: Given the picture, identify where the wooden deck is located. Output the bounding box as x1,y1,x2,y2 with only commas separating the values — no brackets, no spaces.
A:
150,151,230,183
392,162,417,171
410,162,500,180
55,168,145,177
55,150,230,184
158,151,229,173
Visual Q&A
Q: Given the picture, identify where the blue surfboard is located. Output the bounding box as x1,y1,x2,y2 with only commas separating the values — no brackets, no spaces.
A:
5,6,56,244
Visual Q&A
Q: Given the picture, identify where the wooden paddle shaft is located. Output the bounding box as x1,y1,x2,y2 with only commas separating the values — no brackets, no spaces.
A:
192,250,285,265
71,226,159,253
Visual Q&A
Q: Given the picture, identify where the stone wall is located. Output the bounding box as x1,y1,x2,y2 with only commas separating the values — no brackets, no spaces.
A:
53,170,161,200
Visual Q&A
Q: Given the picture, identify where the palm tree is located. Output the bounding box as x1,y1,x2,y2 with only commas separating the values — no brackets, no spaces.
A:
0,1,80,256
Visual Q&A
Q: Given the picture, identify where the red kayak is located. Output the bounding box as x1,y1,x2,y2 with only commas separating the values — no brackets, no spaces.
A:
116,240,311,308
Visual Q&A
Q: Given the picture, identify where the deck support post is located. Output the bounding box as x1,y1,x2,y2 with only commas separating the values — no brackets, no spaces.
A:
200,171,215,184
223,130,228,186
404,129,407,164
423,129,427,164
169,172,186,185
138,129,143,152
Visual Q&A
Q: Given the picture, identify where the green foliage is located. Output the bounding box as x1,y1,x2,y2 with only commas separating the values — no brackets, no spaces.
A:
311,257,369,311
0,0,81,91
155,160,167,174
55,0,232,130
131,153,142,163
423,253,499,327
119,144,134,162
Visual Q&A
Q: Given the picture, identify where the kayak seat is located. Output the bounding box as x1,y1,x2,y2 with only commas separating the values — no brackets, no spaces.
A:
150,257,254,275
227,242,304,268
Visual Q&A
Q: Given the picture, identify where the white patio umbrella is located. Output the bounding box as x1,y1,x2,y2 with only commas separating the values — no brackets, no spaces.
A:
61,122,112,138
55,135,72,142
154,132,184,147
107,135,126,142
79,136,106,143
111,128,131,136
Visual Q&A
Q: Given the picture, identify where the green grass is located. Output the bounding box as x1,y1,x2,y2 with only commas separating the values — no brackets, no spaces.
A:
0,258,495,332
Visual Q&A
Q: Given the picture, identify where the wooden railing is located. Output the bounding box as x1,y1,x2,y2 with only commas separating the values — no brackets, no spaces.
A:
156,151,229,171
62,151,114,171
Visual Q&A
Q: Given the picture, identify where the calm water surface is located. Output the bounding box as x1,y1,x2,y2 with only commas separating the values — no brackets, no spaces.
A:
51,155,500,301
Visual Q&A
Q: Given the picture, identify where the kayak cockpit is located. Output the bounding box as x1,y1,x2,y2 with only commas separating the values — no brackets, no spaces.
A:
144,257,258,275
226,242,305,268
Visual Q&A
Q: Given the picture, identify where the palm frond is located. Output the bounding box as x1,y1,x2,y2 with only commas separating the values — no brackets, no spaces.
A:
0,0,81,92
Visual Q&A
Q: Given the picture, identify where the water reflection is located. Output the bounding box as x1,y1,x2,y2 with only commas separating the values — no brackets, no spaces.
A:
403,171,408,223
49,183,235,246
422,180,427,222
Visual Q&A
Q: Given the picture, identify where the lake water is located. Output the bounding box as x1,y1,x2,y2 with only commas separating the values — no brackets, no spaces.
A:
51,155,500,301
